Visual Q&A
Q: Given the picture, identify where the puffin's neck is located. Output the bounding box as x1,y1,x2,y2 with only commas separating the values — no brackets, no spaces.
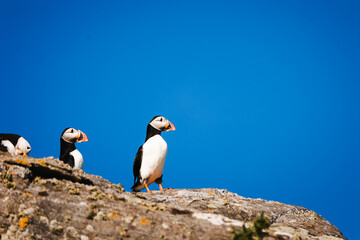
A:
145,124,161,141
60,139,76,157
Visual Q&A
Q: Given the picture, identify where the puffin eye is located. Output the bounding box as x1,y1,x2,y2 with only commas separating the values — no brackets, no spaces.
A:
160,118,163,122
70,129,74,133
27,146,30,149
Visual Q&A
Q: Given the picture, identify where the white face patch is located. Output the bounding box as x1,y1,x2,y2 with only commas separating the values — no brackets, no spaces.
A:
149,116,170,131
15,137,31,155
62,128,81,143
1,140,15,154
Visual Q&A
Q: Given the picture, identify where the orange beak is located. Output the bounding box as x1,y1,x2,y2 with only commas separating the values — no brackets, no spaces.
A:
76,131,89,143
166,121,176,131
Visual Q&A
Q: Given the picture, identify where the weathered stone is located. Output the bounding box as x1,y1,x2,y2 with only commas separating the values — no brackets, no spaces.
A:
80,235,89,240
39,216,49,225
0,152,346,240
65,226,79,238
85,224,94,232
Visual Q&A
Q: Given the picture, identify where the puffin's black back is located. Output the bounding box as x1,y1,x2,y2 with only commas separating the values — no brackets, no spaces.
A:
131,145,143,191
0,134,21,153
145,123,161,141
59,130,76,167
0,134,21,146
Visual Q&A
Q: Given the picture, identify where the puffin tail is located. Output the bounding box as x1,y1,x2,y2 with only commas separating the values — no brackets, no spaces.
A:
131,180,143,192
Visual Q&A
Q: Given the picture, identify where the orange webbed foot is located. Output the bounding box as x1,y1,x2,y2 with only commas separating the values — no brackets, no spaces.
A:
161,188,173,191
159,183,173,191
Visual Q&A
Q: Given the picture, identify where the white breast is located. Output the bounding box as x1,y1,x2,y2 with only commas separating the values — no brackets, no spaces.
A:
1,140,15,154
70,149,84,170
140,135,168,185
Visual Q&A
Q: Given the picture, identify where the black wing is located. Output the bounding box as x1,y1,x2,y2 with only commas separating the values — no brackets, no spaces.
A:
132,145,143,184
0,142,9,152
0,134,21,146
60,154,75,168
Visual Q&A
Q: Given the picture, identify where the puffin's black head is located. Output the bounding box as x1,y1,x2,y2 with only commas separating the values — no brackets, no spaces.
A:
149,116,176,132
61,128,89,144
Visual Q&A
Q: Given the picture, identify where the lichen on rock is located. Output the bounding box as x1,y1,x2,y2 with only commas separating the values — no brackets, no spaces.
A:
0,152,346,240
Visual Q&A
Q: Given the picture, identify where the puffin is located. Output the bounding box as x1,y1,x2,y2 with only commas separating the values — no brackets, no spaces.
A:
59,128,88,169
131,116,176,193
0,134,31,156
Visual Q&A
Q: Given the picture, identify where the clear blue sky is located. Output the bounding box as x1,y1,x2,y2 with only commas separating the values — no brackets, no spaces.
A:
1,1,359,238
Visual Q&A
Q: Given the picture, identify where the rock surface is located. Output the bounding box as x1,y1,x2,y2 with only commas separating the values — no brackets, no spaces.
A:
0,153,345,240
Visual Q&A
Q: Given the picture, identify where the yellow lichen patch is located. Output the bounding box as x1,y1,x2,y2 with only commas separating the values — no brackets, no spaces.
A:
88,189,105,201
16,159,31,166
107,194,115,200
54,185,62,191
115,183,125,192
117,226,129,237
23,192,34,197
34,177,47,185
19,217,29,228
36,159,47,167
139,218,151,225
119,230,129,237
67,185,80,195
208,192,213,195
0,172,16,189
108,211,120,220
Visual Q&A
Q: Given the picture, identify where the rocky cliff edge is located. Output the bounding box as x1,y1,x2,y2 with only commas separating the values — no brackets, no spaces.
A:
0,153,345,240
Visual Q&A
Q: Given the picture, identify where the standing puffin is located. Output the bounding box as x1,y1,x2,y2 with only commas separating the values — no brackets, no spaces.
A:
60,128,88,169
131,116,176,193
0,134,31,156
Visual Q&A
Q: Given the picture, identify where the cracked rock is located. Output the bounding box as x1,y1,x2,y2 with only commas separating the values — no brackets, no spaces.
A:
0,152,345,240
